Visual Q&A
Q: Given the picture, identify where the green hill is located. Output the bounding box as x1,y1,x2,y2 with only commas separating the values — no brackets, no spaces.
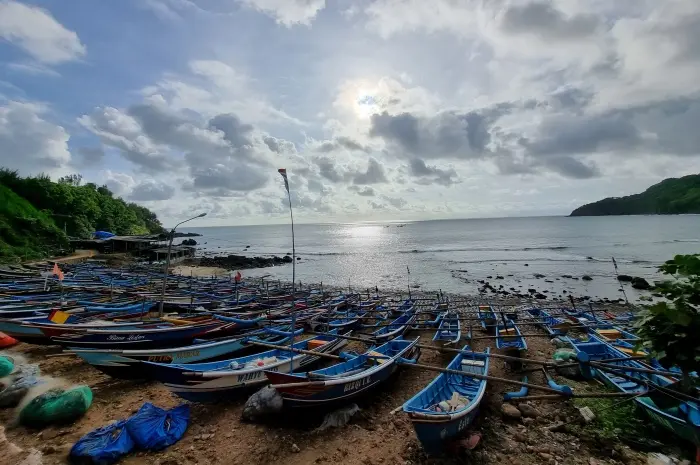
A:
0,183,69,261
0,169,165,262
570,174,700,216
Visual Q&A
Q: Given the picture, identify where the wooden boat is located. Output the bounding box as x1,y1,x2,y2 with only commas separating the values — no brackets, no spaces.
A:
495,321,527,354
144,330,349,402
477,305,496,332
525,309,569,337
568,334,700,446
391,299,414,316
264,337,420,408
0,315,150,345
370,312,416,343
432,312,461,346
69,325,300,379
403,346,490,455
48,320,225,349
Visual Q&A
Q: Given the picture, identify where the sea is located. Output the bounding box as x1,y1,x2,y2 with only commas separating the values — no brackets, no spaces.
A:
181,216,700,302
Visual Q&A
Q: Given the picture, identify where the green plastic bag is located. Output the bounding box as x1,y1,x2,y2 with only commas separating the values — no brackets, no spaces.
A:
19,385,93,428
0,356,13,378
552,348,577,362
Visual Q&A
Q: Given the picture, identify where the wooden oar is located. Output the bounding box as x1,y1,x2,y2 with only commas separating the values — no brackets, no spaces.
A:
590,361,684,378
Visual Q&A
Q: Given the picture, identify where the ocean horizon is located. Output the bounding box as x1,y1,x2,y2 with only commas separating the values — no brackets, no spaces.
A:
179,215,700,302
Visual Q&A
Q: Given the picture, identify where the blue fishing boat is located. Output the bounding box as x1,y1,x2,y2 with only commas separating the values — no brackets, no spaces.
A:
477,305,496,331
433,312,461,346
495,321,527,354
371,312,416,343
391,299,414,316
568,334,700,446
49,320,224,349
525,309,569,337
264,338,420,408
403,346,490,455
68,326,300,379
144,331,349,402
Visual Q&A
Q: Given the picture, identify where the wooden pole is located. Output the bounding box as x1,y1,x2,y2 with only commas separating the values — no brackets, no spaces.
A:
246,341,344,360
398,361,568,395
507,392,644,401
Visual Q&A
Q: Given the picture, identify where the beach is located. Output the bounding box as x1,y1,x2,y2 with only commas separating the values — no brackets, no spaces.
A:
0,292,653,465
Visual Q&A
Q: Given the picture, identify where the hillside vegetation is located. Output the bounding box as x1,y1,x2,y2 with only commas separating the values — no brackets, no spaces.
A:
570,174,700,216
0,169,164,262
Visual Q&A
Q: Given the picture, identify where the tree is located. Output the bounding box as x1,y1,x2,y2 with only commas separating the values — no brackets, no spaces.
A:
634,254,700,376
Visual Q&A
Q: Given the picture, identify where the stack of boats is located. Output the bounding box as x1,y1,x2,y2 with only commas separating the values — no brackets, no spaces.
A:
0,263,696,455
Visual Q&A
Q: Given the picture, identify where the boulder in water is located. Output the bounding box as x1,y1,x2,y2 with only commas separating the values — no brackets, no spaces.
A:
617,274,633,282
631,277,652,290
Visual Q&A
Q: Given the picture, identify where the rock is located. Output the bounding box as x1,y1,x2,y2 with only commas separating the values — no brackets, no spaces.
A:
586,256,593,260
534,273,545,278
315,404,360,432
524,264,529,266
501,403,522,419
496,276,504,279
647,453,674,465
41,445,56,455
547,422,567,433
617,274,633,282
631,277,652,290
513,431,528,443
581,275,593,281
562,274,573,279
578,406,595,423
518,404,541,418
534,293,547,299
539,452,553,460
242,386,283,420
291,444,300,453
522,417,535,426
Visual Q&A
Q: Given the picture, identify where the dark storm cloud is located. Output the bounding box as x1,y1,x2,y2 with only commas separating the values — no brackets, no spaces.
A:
501,1,601,40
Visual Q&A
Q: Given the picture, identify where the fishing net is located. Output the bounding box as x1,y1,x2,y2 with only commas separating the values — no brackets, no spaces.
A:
552,349,581,379
0,364,40,408
125,403,189,450
70,419,135,465
0,356,13,378
19,385,93,428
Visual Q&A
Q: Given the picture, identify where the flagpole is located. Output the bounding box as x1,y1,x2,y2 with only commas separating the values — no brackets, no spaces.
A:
279,169,296,297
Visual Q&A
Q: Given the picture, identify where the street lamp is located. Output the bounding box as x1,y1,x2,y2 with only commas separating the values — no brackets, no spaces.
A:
158,212,207,316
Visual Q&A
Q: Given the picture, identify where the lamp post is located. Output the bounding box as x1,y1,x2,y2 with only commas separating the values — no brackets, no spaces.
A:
158,212,207,316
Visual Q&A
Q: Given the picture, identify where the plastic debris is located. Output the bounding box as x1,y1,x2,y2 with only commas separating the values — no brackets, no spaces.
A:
70,420,135,465
315,404,361,432
0,332,19,348
19,385,92,428
242,386,284,421
125,403,189,450
0,356,14,378
0,364,41,408
552,348,581,379
578,406,595,423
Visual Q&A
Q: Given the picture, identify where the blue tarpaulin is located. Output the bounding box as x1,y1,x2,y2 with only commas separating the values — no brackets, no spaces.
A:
125,403,189,451
93,231,115,239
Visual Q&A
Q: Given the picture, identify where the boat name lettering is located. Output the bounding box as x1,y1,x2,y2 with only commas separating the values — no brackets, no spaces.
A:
107,334,146,341
174,350,200,359
148,355,173,363
236,368,277,383
343,376,371,392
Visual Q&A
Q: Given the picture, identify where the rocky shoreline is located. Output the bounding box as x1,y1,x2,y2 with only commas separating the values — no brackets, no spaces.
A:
192,253,296,270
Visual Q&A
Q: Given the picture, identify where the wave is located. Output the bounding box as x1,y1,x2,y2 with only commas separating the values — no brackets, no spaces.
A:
397,245,571,254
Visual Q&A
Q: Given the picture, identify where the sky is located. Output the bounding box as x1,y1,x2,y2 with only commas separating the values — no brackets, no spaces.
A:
1,0,699,227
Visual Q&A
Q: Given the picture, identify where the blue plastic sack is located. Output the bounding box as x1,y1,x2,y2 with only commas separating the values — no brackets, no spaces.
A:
69,420,135,465
125,403,189,451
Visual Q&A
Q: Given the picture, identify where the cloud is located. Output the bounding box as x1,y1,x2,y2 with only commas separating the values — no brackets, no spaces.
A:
348,185,375,197
501,1,601,40
6,61,60,77
76,147,105,167
129,179,176,201
369,105,512,160
236,0,327,26
408,158,459,186
102,171,135,197
190,163,269,194
0,0,86,64
263,135,296,153
352,158,388,185
0,101,71,176
315,136,369,153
